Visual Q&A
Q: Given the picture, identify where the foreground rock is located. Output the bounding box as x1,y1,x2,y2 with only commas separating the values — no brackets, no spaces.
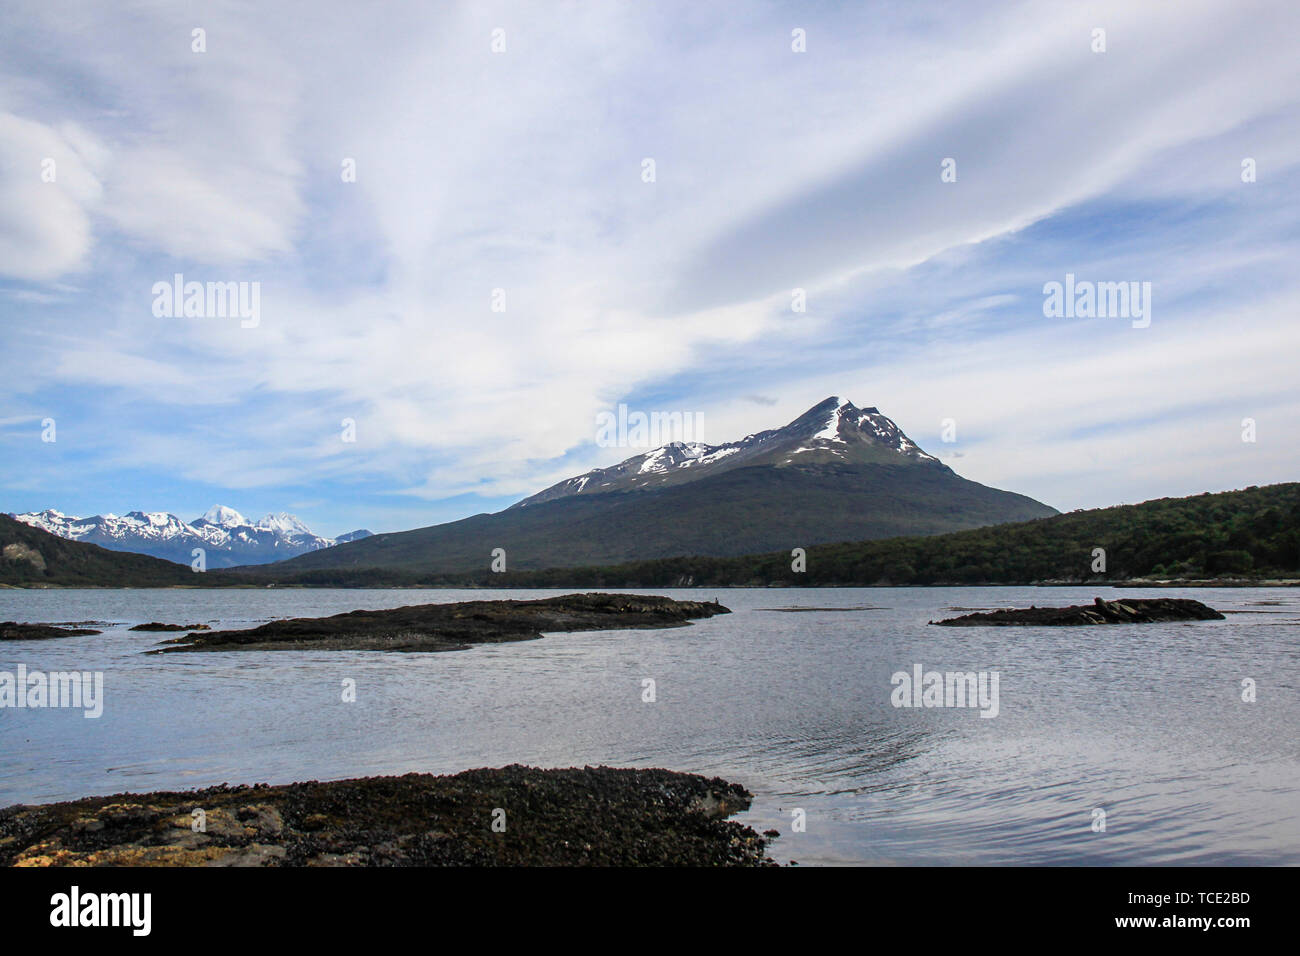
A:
0,622,101,641
0,765,772,867
152,592,730,653
932,596,1224,626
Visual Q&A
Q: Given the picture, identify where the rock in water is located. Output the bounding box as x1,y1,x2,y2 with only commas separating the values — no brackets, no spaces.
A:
129,622,210,631
0,622,102,641
932,597,1224,626
152,592,730,653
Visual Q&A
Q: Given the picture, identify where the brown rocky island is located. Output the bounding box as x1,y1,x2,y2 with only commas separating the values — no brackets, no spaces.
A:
932,596,1224,626
0,765,774,867
151,592,730,653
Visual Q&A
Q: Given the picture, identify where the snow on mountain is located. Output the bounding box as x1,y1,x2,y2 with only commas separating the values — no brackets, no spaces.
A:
200,504,248,528
513,396,941,508
255,512,314,536
8,506,373,569
811,396,851,442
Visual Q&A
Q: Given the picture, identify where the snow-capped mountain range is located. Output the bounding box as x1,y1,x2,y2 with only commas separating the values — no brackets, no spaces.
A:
514,396,941,507
9,505,372,568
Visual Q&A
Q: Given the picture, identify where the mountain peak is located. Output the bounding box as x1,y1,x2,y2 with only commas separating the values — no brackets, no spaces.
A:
256,512,312,536
788,397,928,455
200,504,248,528
273,393,1056,577
513,395,941,509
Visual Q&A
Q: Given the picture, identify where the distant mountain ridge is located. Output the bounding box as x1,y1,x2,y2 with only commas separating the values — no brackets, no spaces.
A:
6,484,1296,589
245,397,1057,577
10,505,372,569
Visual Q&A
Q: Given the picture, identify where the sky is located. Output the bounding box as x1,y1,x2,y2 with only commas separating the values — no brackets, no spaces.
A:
1,0,1298,536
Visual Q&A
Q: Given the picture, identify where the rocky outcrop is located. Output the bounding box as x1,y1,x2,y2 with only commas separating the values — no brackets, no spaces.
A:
0,765,773,867
129,622,210,632
932,596,1224,626
152,592,730,653
0,622,101,641
1,542,45,572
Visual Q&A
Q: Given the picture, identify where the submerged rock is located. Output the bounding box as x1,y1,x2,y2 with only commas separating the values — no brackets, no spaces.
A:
0,765,773,867
151,592,730,653
931,596,1224,626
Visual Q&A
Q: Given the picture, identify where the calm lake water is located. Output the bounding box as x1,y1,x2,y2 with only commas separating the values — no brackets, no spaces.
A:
1,586,1296,865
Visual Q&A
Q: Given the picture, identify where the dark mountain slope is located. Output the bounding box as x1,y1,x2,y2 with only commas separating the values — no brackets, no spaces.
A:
244,398,1055,578
247,461,1054,576
0,514,195,587
476,482,1300,587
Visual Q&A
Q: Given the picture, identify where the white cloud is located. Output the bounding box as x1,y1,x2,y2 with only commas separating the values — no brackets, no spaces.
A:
1,0,1298,526
0,113,104,279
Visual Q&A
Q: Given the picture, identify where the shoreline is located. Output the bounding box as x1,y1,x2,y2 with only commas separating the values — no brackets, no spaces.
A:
4,579,1297,590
